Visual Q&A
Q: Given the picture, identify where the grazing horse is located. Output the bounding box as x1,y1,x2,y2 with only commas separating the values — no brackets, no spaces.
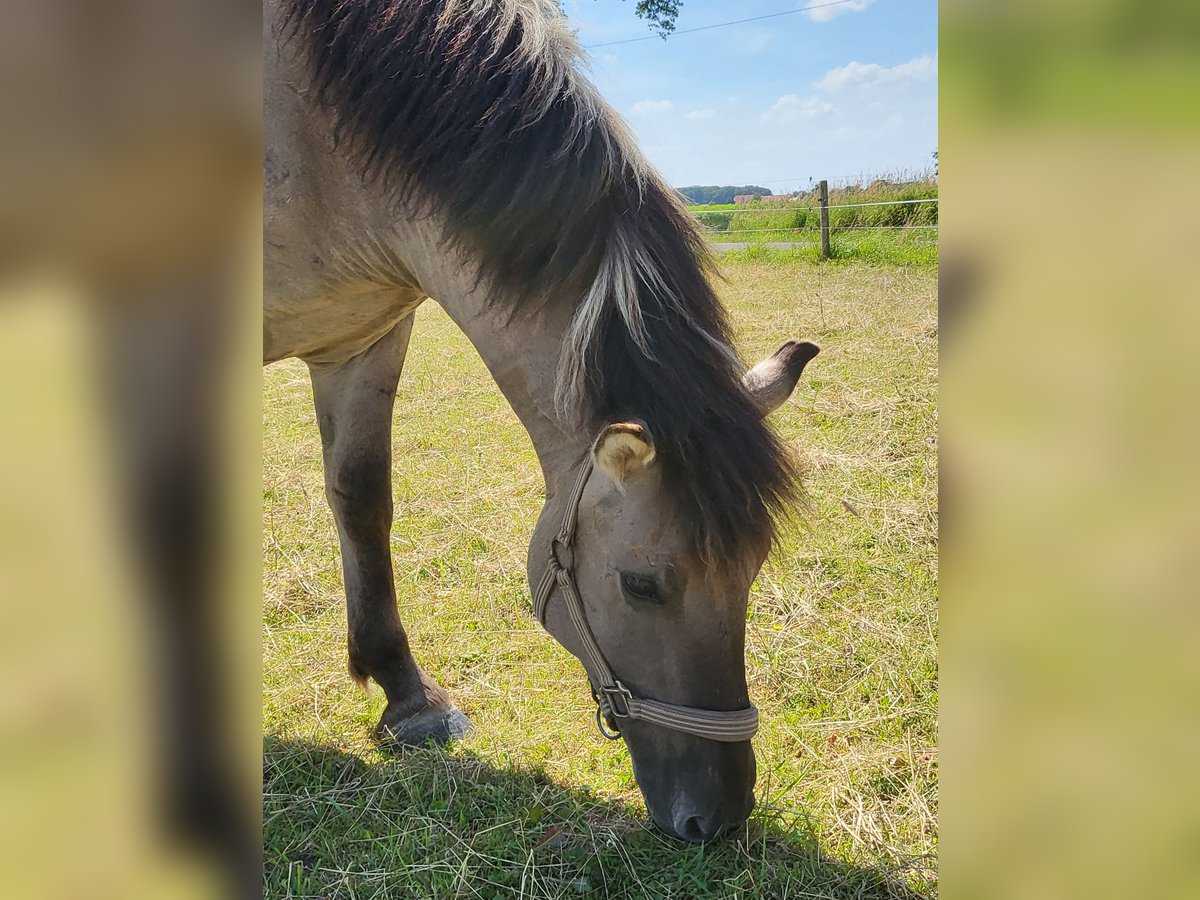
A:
265,0,819,842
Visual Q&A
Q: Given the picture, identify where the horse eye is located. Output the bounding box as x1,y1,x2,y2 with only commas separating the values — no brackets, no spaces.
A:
620,571,662,604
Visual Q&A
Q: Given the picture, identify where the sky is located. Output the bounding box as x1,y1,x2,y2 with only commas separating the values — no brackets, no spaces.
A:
561,0,938,194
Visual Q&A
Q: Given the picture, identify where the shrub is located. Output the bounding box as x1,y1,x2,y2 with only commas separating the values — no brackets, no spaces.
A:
693,211,733,232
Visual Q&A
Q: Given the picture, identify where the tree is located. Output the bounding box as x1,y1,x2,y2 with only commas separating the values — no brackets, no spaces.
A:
676,185,774,205
625,1,682,35
575,1,681,36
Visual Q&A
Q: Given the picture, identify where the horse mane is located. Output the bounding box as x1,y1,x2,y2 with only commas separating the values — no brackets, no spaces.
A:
283,0,799,560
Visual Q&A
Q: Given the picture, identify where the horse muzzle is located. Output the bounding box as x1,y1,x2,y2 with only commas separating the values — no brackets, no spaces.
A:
626,724,757,843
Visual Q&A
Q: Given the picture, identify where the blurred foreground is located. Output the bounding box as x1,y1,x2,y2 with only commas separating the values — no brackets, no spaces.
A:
1,0,1198,897
942,1,1200,897
0,2,260,898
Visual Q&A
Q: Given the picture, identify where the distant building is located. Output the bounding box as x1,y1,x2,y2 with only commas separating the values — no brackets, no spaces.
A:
732,194,760,204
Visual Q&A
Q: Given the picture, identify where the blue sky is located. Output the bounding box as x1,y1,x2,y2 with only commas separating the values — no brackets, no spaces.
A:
561,0,938,193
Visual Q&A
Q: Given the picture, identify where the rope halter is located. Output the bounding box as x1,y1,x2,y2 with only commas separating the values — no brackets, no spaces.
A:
531,451,760,744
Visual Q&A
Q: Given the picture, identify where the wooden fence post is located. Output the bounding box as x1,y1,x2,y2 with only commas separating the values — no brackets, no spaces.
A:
818,179,831,259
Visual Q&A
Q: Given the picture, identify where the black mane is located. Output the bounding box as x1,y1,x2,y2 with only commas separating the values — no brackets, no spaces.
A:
283,0,799,560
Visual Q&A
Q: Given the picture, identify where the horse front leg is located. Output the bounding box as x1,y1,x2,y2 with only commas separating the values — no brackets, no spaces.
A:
308,314,470,746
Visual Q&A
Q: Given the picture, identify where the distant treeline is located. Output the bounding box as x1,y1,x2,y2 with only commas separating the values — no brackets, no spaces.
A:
676,185,775,205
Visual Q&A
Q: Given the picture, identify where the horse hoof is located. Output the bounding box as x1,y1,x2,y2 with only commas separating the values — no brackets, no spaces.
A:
375,704,473,748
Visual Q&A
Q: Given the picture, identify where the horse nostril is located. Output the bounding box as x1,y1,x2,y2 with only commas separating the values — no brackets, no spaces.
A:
675,814,724,843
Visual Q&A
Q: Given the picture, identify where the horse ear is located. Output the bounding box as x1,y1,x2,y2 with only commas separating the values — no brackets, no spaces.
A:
742,340,819,415
593,422,656,486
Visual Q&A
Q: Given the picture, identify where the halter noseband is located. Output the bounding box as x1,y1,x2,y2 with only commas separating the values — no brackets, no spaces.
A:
531,452,760,744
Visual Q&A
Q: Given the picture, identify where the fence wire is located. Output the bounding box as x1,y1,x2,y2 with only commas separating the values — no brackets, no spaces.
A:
715,224,938,235
693,197,938,214
690,190,939,250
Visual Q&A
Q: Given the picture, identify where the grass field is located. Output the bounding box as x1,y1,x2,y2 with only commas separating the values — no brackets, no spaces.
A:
263,255,939,898
689,178,938,266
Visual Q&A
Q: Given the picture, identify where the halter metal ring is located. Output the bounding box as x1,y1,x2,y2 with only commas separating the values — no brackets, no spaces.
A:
595,705,622,740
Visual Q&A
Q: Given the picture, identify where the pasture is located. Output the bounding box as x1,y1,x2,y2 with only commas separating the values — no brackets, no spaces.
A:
263,255,938,898
691,178,938,266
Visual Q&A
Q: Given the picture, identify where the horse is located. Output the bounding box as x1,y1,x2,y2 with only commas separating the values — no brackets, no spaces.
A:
265,0,819,842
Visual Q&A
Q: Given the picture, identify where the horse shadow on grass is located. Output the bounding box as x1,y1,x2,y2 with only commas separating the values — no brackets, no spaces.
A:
263,734,933,899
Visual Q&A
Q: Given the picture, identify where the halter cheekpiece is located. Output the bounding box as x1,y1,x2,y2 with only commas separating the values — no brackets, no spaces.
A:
531,445,760,744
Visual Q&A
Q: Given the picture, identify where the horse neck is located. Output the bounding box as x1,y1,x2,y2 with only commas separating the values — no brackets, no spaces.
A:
265,6,587,495
398,220,587,495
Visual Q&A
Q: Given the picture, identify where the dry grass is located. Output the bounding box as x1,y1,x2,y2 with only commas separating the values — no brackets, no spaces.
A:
263,257,938,898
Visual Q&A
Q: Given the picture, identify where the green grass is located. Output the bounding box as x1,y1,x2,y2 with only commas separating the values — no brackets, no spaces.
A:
689,179,938,266
263,258,938,898
717,236,937,268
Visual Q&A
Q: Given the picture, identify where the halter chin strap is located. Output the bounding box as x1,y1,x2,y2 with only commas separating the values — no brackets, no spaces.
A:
531,454,760,744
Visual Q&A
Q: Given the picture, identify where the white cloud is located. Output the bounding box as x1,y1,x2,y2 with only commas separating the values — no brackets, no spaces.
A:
630,99,674,117
685,109,717,121
804,0,873,23
816,54,938,93
761,95,835,123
